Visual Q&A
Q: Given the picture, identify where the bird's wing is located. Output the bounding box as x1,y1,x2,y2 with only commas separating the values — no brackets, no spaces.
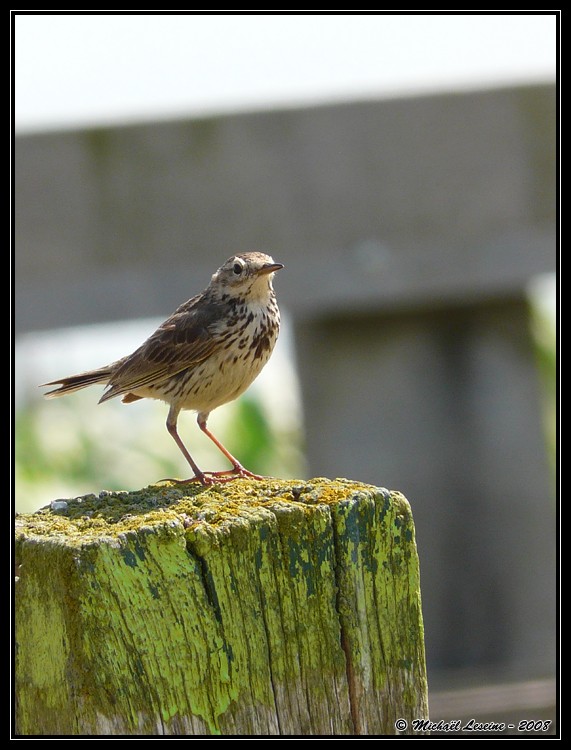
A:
99,297,224,402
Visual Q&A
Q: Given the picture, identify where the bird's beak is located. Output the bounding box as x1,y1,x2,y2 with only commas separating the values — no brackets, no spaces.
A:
258,262,284,275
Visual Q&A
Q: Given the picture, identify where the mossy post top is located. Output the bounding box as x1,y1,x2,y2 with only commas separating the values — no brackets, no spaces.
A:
15,478,428,736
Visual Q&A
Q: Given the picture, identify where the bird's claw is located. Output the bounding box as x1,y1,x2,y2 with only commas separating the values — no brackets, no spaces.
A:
157,467,266,486
202,466,266,482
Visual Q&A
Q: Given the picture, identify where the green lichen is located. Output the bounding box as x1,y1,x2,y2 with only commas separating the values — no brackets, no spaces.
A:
15,477,427,735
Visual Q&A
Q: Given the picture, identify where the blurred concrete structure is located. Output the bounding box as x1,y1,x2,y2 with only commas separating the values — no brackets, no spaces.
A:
15,84,556,700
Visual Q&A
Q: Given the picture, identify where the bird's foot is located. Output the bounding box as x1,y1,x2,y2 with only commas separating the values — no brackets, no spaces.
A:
202,465,266,482
157,466,266,486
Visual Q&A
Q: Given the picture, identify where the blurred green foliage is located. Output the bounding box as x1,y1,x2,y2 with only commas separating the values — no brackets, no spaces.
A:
529,294,557,483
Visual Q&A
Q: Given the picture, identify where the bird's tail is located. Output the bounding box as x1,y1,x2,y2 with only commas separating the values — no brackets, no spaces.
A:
41,366,113,398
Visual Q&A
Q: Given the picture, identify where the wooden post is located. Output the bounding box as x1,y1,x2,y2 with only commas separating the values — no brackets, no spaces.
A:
15,478,428,736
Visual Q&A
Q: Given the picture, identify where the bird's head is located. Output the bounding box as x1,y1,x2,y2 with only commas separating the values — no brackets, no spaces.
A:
211,252,284,300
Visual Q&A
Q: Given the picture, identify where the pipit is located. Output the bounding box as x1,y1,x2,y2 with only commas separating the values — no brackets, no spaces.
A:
42,252,284,485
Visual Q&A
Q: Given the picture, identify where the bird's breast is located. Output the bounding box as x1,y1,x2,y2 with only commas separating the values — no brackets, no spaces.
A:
165,298,280,413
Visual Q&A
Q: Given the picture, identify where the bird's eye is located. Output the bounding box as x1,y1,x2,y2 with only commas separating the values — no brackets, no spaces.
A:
233,262,243,275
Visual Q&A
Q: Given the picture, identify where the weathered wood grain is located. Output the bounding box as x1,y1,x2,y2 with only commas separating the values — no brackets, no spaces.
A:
15,478,428,736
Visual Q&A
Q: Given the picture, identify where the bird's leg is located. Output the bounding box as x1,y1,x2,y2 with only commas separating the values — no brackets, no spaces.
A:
197,413,265,481
165,406,211,485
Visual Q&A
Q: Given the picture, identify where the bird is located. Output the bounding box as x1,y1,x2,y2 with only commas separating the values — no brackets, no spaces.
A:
41,252,284,485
